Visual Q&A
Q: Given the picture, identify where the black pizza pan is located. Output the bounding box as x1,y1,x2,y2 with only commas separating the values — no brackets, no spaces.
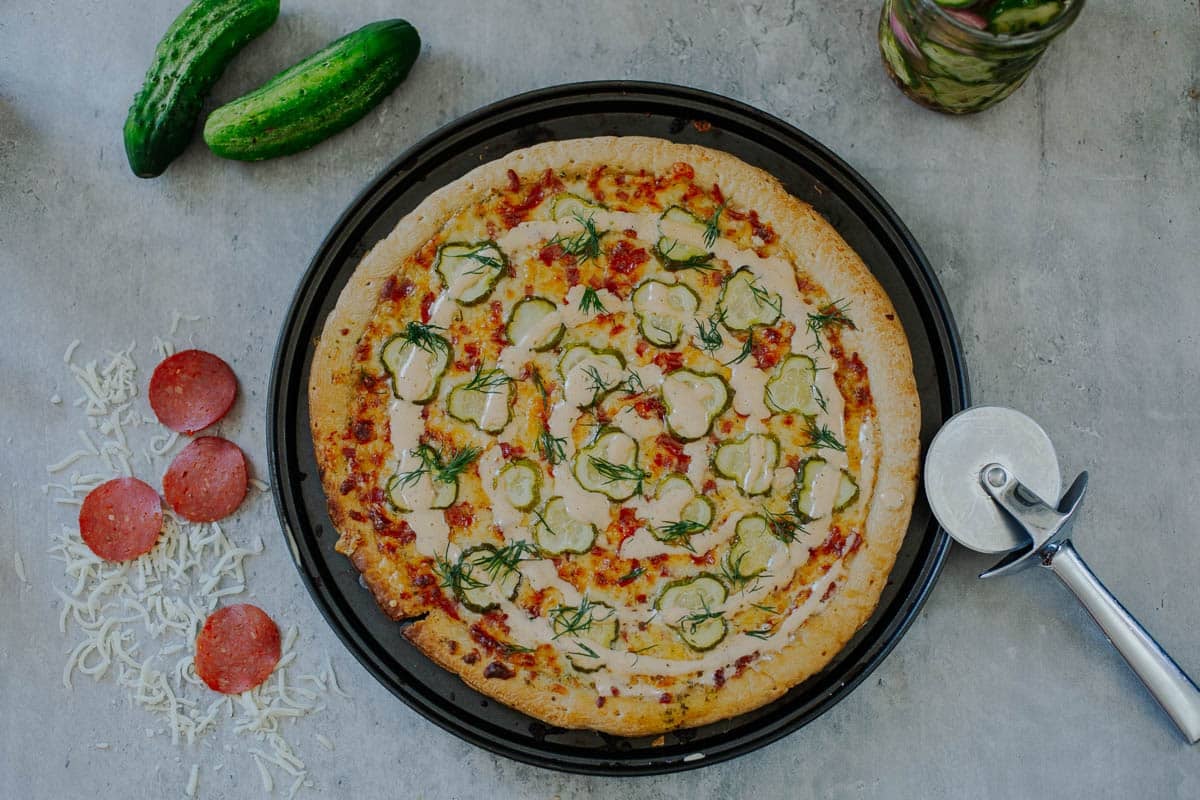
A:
267,81,969,775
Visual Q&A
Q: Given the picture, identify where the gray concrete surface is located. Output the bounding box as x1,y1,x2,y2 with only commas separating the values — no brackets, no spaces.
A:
3,1,1199,797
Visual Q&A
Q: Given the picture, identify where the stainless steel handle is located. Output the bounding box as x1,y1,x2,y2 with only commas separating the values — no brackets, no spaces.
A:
1046,540,1200,744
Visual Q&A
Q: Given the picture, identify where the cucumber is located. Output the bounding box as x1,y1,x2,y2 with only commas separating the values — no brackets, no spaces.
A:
725,514,785,579
792,456,829,522
764,354,821,416
573,429,643,501
718,267,781,330
713,434,780,496
631,280,700,348
506,296,563,351
656,575,728,651
920,41,995,84
662,370,730,442
496,459,541,511
380,325,451,403
650,474,715,534
124,0,279,177
655,206,714,270
534,497,597,555
454,545,522,614
834,469,860,512
933,0,976,6
550,193,605,221
433,241,508,306
203,19,421,161
988,0,1063,34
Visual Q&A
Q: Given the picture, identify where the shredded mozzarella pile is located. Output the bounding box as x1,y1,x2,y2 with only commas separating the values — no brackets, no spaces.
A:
44,323,343,797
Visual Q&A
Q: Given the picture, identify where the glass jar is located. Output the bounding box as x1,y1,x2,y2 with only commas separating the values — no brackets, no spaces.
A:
878,0,1085,114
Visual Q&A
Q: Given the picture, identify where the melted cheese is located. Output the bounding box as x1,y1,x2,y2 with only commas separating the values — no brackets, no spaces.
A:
382,202,872,687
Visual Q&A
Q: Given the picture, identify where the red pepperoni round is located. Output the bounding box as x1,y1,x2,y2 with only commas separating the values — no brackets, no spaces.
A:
149,349,238,435
163,437,248,522
78,477,164,561
195,604,281,694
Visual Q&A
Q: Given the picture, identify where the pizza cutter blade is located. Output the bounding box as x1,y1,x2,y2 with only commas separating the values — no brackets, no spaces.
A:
925,406,1200,744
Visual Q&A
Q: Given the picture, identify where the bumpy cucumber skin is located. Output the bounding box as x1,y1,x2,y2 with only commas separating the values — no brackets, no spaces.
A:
203,20,421,161
124,0,279,178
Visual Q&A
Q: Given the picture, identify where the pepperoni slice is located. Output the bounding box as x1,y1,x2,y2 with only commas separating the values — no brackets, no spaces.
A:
194,604,281,694
149,349,238,435
78,477,163,561
163,437,248,522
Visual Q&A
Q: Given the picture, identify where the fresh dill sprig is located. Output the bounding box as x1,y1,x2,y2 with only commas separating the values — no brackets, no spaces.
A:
588,457,649,495
719,549,761,587
502,642,537,654
751,603,778,614
395,321,449,355
744,628,773,640
724,332,754,366
749,279,783,317
568,641,600,660
763,507,808,543
618,370,646,397
549,596,609,639
582,365,609,405
617,565,646,584
804,418,846,452
531,367,548,399
394,443,481,488
805,300,855,351
475,540,538,582
551,213,606,263
537,426,568,465
579,286,606,315
679,601,724,637
433,548,485,594
695,311,725,352
463,366,513,394
454,242,505,274
813,381,829,413
703,202,726,248
655,519,706,552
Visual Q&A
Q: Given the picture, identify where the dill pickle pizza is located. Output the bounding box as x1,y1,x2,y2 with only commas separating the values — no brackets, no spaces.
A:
309,137,919,735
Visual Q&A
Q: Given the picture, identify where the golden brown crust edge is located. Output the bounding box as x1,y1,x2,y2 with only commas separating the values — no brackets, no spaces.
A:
308,136,921,736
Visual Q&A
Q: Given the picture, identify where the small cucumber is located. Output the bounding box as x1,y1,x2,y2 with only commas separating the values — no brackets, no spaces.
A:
124,0,280,177
447,371,514,434
834,469,860,512
792,456,829,522
988,0,1063,34
656,575,728,651
454,545,522,614
725,514,785,578
550,599,618,671
203,19,421,161
434,242,508,306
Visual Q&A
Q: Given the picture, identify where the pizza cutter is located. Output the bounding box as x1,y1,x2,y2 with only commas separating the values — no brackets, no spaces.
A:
926,406,1200,743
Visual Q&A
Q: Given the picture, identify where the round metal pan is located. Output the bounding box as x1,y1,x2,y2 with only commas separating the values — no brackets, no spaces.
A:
268,81,968,775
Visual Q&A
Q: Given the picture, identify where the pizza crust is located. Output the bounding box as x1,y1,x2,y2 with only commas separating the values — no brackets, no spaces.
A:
309,136,920,736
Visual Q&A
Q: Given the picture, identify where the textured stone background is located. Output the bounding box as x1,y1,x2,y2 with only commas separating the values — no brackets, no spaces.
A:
2,1,1199,797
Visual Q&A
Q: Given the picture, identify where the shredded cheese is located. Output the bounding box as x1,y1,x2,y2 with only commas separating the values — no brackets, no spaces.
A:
44,324,345,797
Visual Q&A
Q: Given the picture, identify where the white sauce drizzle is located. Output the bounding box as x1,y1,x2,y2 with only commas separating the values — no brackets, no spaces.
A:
382,205,872,687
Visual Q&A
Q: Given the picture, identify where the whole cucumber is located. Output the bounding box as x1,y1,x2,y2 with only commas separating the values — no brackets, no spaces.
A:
203,20,421,161
123,0,280,178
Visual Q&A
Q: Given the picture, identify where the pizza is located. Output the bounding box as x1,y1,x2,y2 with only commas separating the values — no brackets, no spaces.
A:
309,136,919,735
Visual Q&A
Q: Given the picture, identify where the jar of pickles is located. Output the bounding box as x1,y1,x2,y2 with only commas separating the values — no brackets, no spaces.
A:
879,0,1085,114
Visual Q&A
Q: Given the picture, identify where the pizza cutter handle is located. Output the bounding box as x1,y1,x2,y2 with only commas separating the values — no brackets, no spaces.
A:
1047,540,1200,744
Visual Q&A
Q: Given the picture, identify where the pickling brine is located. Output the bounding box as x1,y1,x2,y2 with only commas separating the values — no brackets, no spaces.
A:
879,0,1085,114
